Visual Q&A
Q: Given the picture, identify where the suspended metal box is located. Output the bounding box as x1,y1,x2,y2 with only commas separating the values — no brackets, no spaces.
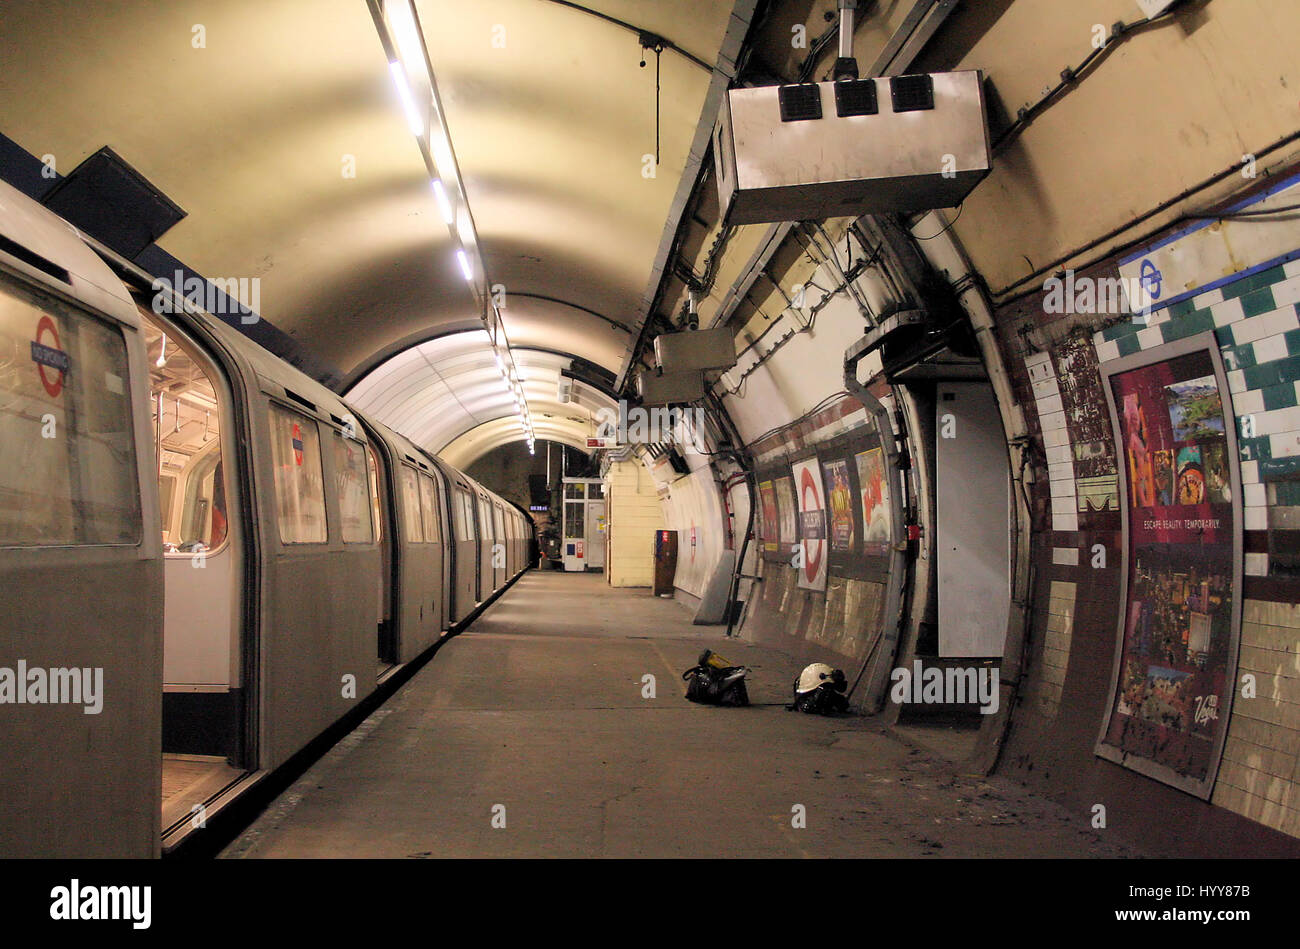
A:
636,369,705,406
654,327,737,372
714,70,991,226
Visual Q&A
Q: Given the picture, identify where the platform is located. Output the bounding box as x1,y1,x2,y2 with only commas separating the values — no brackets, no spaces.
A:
222,572,1139,859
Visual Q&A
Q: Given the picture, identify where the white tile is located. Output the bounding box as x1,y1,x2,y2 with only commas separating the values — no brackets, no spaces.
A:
1253,332,1290,364
1052,547,1080,566
1039,409,1068,433
1245,553,1269,576
1042,426,1070,449
1269,431,1300,458
1094,339,1120,364
1193,287,1224,309
1037,393,1064,416
1244,483,1267,507
1241,460,1260,483
1137,326,1164,350
1233,307,1299,345
1245,507,1269,531
1256,407,1300,438
1048,461,1076,483
1233,389,1265,416
1285,259,1300,280
1053,512,1079,532
1051,492,1078,516
1212,297,1246,327
1031,377,1060,400
1270,276,1300,308
1046,444,1073,465
1228,370,1247,394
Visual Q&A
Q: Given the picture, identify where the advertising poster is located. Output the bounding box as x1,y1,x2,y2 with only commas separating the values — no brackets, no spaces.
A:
792,458,827,591
854,446,890,555
1097,343,1240,798
758,480,779,552
822,458,854,552
774,476,796,546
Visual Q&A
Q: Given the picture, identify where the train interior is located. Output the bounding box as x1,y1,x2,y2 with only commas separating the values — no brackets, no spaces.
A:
142,314,248,834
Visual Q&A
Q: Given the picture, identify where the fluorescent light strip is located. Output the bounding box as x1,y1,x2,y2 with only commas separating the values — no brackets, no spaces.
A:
388,61,423,136
432,179,454,225
456,249,473,281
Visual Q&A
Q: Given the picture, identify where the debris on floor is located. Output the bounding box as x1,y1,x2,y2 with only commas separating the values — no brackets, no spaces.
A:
786,662,850,715
682,649,751,706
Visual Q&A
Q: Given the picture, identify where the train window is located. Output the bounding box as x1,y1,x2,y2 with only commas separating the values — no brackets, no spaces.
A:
479,496,493,541
144,315,229,554
331,432,373,544
268,405,327,543
493,504,504,545
564,482,585,500
418,472,439,543
453,487,474,541
399,465,423,543
0,273,141,546
365,443,382,543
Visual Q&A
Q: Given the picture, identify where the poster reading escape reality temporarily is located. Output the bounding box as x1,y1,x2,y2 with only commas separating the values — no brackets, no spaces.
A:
1098,346,1239,797
758,480,779,552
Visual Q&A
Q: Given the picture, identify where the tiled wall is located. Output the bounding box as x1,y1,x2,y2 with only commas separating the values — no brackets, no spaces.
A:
996,242,1300,851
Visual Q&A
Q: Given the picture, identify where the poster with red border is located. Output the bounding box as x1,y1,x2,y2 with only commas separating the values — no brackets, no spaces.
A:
792,457,827,591
1096,337,1241,799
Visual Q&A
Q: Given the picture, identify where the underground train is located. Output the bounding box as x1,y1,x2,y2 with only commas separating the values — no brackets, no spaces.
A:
0,177,535,857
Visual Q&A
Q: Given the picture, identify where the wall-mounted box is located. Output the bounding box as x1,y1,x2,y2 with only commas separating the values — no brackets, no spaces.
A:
654,327,737,372
714,70,991,225
636,369,705,406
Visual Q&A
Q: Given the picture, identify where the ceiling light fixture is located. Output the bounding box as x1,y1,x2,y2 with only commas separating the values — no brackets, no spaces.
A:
371,0,535,450
387,61,423,136
432,179,454,225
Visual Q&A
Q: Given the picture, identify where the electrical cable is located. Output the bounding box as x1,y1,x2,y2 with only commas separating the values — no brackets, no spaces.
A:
992,9,1179,152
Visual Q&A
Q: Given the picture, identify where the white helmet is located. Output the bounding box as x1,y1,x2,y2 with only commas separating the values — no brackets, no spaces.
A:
796,662,844,694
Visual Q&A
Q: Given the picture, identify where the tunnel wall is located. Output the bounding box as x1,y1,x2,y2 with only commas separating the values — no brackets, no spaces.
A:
603,460,665,587
981,194,1300,855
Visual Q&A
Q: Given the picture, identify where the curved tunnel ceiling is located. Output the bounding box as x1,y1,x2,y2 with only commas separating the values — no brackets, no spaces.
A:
346,330,618,466
0,0,738,460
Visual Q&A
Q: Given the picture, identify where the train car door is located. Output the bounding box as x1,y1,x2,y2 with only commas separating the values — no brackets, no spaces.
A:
450,482,477,618
364,439,395,669
477,491,494,594
140,309,252,844
492,501,506,588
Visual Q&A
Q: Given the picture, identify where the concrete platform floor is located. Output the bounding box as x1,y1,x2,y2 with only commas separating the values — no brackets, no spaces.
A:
223,571,1140,859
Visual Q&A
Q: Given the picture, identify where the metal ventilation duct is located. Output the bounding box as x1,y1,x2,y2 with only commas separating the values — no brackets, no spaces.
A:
713,70,991,225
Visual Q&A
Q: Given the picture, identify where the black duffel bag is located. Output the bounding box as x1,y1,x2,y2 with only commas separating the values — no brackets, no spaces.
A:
682,650,751,707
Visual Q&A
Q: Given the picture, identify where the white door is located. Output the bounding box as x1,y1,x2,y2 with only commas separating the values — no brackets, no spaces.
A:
586,501,606,569
935,382,1011,657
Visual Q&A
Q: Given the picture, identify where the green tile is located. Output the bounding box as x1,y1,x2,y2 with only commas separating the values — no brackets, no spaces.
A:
1260,455,1300,480
1285,327,1300,356
1222,264,1287,300
1242,355,1300,389
1163,309,1215,342
1116,334,1141,358
1241,286,1277,319
1239,436,1273,462
1215,326,1236,347
1102,321,1137,342
1166,299,1198,321
1273,480,1300,506
1228,344,1258,370
1262,381,1300,411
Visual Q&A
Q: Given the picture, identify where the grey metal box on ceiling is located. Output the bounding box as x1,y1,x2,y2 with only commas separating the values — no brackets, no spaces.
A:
713,70,992,226
654,327,737,373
